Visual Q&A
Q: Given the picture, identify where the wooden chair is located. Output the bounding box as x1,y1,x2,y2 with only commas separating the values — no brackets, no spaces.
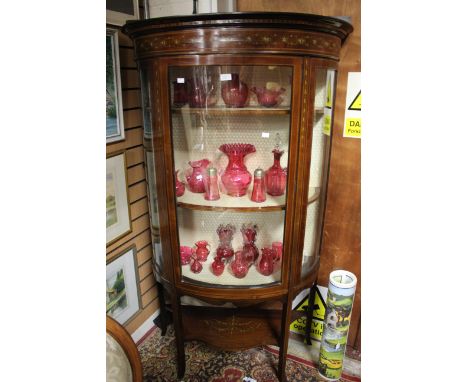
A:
106,316,143,382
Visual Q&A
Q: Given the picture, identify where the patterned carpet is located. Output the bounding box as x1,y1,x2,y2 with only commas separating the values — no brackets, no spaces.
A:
138,325,359,382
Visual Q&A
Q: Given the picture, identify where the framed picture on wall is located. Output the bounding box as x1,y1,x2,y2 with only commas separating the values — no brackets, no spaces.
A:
107,0,139,26
107,152,132,245
106,28,125,143
106,246,141,325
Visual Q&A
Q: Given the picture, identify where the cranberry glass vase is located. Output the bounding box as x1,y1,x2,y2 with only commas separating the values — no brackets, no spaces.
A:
175,170,185,197
258,247,275,276
251,86,286,107
265,149,287,196
187,77,218,108
230,251,249,278
221,73,249,108
215,224,236,261
194,240,210,262
241,223,259,266
180,246,193,265
190,258,203,274
211,257,225,276
186,159,210,193
172,81,188,107
219,143,256,197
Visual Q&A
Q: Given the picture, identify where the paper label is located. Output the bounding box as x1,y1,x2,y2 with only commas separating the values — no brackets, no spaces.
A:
343,72,361,139
176,77,185,83
220,73,232,81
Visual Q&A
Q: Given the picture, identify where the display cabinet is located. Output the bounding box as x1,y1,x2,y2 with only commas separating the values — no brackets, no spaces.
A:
124,12,352,381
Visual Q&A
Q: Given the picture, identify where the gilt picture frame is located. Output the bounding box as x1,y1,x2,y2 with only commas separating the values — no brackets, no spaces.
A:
106,246,141,325
106,28,125,143
107,152,132,245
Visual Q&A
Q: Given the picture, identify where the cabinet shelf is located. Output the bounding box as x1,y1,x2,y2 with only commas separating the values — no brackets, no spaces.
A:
172,106,291,116
176,187,320,212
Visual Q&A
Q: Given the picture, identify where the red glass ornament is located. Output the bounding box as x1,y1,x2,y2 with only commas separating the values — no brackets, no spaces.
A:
219,143,256,197
250,168,266,203
194,240,210,262
175,170,185,197
265,149,287,196
180,246,193,265
172,81,188,107
216,224,236,261
211,257,225,276
186,159,210,193
258,247,275,276
272,241,283,262
221,73,249,108
251,86,286,107
187,77,217,108
241,223,259,266
190,258,203,274
204,167,220,201
230,251,249,278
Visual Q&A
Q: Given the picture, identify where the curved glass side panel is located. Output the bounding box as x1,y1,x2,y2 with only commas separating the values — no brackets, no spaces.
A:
301,69,335,278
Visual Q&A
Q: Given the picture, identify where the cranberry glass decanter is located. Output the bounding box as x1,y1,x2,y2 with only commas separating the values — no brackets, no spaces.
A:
221,73,249,108
186,159,210,193
241,223,259,266
219,143,256,197
265,136,287,196
172,80,188,107
230,250,249,278
258,247,275,276
215,224,236,261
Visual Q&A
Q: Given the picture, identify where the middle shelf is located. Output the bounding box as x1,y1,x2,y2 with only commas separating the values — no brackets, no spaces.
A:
176,186,320,212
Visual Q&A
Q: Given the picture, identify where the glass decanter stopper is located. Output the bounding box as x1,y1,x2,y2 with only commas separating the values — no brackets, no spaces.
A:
215,224,236,261
250,168,266,203
204,167,220,201
265,134,287,196
230,250,249,278
241,223,259,266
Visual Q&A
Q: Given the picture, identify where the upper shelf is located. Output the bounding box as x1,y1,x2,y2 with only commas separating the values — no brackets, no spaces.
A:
176,187,320,212
171,106,325,116
172,106,291,116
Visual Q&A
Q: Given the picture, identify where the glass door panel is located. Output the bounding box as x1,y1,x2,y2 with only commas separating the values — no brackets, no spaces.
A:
169,64,293,287
301,69,335,278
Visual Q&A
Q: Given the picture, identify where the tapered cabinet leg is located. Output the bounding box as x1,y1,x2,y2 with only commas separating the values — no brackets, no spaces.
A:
277,299,292,382
171,295,185,379
154,282,169,336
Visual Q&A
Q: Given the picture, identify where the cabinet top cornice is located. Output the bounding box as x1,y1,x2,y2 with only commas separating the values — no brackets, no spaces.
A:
123,12,353,42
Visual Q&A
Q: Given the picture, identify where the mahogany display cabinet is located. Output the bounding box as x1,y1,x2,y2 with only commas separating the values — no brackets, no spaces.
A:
123,12,352,381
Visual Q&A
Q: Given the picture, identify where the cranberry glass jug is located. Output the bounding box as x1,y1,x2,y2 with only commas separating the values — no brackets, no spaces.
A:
194,240,210,261
230,251,249,278
186,159,210,193
241,223,259,266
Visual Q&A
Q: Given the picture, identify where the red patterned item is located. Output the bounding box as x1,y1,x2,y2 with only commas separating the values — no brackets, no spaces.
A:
258,247,275,276
251,86,286,107
265,149,287,196
221,73,249,108
211,257,225,276
215,224,236,260
250,168,266,203
190,258,203,273
175,170,185,197
194,240,210,262
180,246,193,265
230,251,249,278
186,159,210,193
187,77,217,108
241,223,259,265
219,143,256,197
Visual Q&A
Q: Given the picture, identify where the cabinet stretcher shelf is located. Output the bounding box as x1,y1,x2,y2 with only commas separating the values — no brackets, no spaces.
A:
172,106,291,116
176,188,320,212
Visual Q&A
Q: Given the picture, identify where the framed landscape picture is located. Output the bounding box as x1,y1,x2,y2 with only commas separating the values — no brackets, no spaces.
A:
106,28,125,143
106,246,141,325
107,152,131,245
107,0,139,26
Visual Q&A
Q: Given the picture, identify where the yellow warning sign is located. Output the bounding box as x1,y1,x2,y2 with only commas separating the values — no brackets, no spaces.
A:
348,90,361,111
344,118,361,138
289,287,327,342
325,76,333,108
323,114,331,136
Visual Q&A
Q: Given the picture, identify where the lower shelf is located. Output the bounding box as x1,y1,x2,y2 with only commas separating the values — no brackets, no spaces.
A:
181,305,282,351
